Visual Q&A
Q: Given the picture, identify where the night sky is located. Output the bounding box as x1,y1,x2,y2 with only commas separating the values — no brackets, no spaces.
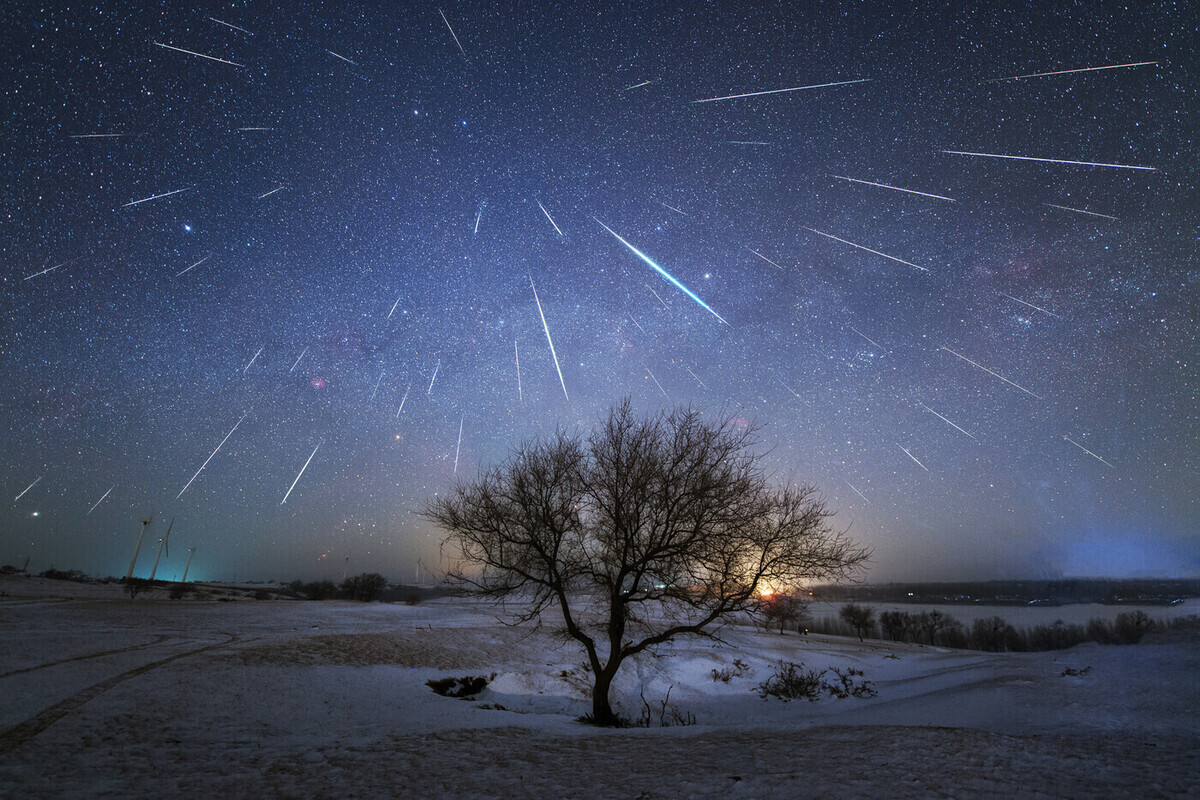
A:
3,2,1197,583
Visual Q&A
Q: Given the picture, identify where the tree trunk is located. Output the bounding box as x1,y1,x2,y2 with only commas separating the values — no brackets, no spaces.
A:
590,667,620,725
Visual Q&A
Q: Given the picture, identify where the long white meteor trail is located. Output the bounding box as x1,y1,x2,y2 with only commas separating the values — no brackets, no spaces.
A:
514,340,522,401
209,17,252,35
87,486,114,515
70,133,124,139
325,49,357,66
919,402,977,440
281,442,321,504
646,285,670,309
657,201,688,217
848,326,887,351
370,370,384,401
646,368,670,401
940,346,1042,399
802,227,929,272
176,254,211,277
474,207,482,234
177,412,248,498
897,444,930,472
243,346,263,373
685,366,707,389
453,413,465,474
439,9,469,59
387,293,402,319
939,150,1156,172
530,277,569,400
1044,203,1119,221
396,383,411,417
1063,435,1115,468
746,247,784,270
692,77,871,104
536,200,564,237
23,261,68,281
15,476,42,503
290,347,308,372
427,359,440,395
123,187,191,207
257,186,285,199
985,60,1157,83
152,41,244,67
999,292,1061,319
844,479,871,505
831,174,956,202
594,218,728,324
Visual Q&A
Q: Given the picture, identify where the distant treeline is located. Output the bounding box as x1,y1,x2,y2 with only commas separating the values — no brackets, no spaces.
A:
810,604,1200,652
812,578,1200,606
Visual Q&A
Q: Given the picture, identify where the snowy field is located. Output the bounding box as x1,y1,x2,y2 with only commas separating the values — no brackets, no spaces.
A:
1,576,1197,799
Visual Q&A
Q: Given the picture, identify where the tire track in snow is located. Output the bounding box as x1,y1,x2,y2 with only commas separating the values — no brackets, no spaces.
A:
0,634,174,678
0,634,239,754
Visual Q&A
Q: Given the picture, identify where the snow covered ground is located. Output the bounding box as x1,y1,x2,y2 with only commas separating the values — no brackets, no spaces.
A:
1,575,1197,798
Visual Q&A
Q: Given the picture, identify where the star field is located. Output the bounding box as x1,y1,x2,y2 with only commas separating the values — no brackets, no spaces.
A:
2,2,1197,582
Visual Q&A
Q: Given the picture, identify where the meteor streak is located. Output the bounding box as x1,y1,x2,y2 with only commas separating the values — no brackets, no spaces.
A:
243,346,263,373
14,476,41,503
396,384,411,417
453,413,464,474
999,292,1060,319
646,285,670,309
530,277,569,401
123,187,191,207
387,293,402,319
594,218,728,324
439,9,469,59
848,326,887,351
209,17,252,34
919,402,977,440
238,127,272,131
281,442,321,504
23,260,73,281
831,174,956,202
843,479,870,505
70,133,124,139
290,347,308,372
1044,203,1119,220
474,207,482,234
939,346,1042,399
628,315,646,334
646,368,670,401
802,227,929,272
257,186,284,199
87,486,113,515
1063,435,1115,468
536,200,564,237
177,412,248,498
897,444,929,472
985,60,1157,83
726,140,771,145
427,359,440,395
514,340,522,401
152,41,244,67
325,49,357,66
624,80,653,91
938,150,1156,171
691,77,871,104
685,366,707,389
176,254,211,277
657,201,687,216
370,370,384,401
746,247,784,270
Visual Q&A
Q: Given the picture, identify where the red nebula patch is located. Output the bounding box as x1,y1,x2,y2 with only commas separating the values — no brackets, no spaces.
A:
310,377,327,390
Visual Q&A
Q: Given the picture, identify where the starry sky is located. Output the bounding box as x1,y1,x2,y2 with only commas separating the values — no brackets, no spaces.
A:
3,1,1197,583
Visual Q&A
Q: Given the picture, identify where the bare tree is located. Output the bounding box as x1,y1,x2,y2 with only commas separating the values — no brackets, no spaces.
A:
759,592,811,634
424,400,870,725
839,603,876,641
